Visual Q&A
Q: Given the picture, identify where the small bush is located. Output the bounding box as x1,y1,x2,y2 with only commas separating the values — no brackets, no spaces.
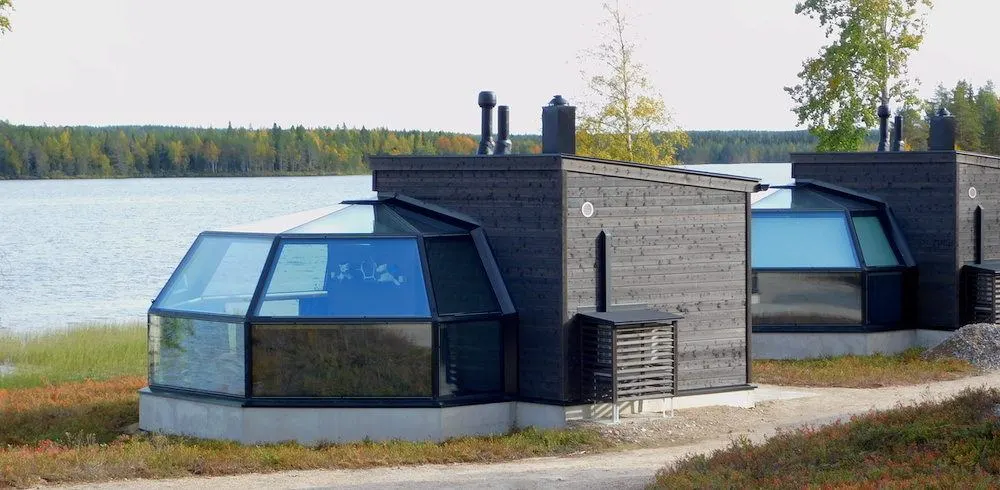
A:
652,388,1000,488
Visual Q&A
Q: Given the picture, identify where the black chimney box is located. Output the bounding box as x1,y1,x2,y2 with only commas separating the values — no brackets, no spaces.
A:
542,95,576,154
929,107,956,151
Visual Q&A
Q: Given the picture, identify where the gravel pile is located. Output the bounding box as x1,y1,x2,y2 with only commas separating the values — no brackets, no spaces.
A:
923,323,1000,370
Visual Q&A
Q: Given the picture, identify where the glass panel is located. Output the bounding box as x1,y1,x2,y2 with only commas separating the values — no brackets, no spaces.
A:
251,323,432,397
256,238,431,318
425,236,499,315
155,235,273,316
867,272,903,325
815,192,878,211
752,212,860,268
149,315,245,396
753,188,841,210
752,272,863,325
391,205,467,234
439,320,504,397
287,205,413,234
852,216,900,267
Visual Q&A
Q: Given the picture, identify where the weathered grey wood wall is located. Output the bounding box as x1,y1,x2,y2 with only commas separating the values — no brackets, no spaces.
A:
372,154,757,402
562,158,753,393
793,152,958,328
371,156,568,401
957,153,1000,280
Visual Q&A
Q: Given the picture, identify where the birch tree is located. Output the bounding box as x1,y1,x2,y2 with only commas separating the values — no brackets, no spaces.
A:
785,0,933,151
577,1,688,165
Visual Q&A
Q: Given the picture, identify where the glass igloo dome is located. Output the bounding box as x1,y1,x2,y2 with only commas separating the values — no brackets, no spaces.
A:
148,195,515,406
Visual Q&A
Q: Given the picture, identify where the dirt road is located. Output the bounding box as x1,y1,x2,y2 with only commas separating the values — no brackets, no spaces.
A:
57,371,1000,490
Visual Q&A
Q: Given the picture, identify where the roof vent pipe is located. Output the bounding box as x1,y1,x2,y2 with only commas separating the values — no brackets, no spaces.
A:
477,91,496,155
891,114,903,151
877,103,891,152
496,105,512,155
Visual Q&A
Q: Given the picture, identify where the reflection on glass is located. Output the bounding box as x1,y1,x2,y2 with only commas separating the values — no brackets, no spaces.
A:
752,272,863,325
425,237,498,315
853,216,899,267
149,315,245,396
752,212,860,268
256,238,431,318
439,320,503,397
753,187,878,211
155,235,273,315
251,323,433,397
391,205,467,234
287,205,413,234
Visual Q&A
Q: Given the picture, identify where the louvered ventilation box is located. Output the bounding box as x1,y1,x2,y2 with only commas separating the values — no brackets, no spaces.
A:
962,262,1000,325
578,309,681,421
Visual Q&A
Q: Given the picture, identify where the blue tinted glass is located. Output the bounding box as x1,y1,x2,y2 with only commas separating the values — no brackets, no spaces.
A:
752,212,860,268
155,235,273,316
852,216,899,267
257,237,430,318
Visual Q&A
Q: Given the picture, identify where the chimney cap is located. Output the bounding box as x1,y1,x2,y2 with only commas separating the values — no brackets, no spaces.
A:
549,95,568,106
478,91,497,107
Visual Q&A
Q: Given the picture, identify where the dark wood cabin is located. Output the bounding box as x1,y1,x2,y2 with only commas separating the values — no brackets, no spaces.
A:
793,150,1000,329
371,154,760,403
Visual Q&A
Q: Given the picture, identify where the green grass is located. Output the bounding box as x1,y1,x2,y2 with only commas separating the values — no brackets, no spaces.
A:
652,388,1000,488
0,323,146,388
752,348,978,388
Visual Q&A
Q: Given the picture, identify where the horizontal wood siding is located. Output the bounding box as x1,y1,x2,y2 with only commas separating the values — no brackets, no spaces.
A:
564,171,749,393
371,156,566,401
957,155,1000,304
792,152,958,327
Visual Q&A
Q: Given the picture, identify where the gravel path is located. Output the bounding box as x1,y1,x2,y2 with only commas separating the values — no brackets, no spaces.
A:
56,371,1000,490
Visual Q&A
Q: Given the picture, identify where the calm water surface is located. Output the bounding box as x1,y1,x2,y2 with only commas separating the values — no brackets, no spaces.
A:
0,176,373,333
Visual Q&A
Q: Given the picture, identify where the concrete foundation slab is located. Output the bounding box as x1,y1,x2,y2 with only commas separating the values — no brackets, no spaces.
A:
139,385,757,444
753,329,956,359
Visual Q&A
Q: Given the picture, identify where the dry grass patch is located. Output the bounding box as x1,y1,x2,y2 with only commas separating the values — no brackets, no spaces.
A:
652,388,1000,488
752,348,978,388
0,377,608,488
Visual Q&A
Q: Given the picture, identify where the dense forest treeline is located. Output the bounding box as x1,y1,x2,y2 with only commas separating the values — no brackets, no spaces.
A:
0,123,820,179
2,79,999,180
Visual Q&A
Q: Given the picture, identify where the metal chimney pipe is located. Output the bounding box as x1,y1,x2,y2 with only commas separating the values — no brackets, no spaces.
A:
496,105,512,155
477,91,496,155
877,103,891,152
891,114,903,152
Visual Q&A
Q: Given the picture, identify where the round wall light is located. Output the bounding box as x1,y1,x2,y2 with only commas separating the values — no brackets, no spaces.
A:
581,201,595,218
970,187,978,199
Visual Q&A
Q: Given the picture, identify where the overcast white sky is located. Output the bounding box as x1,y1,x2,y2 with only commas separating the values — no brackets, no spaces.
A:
0,0,996,132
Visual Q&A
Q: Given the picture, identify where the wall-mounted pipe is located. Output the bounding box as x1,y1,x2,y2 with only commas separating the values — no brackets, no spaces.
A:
597,230,612,312
496,105,512,155
976,205,984,264
477,91,496,155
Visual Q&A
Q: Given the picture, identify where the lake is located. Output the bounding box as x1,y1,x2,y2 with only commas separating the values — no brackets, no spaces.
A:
0,176,374,333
